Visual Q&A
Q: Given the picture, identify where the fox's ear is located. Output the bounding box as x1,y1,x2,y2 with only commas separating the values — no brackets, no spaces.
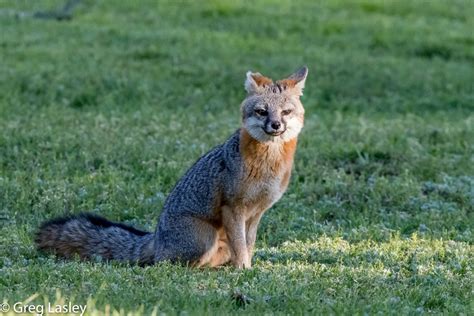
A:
288,66,308,95
291,66,308,94
245,71,273,94
280,66,308,96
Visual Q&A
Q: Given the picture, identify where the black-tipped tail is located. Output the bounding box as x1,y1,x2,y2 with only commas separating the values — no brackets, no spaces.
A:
36,213,155,265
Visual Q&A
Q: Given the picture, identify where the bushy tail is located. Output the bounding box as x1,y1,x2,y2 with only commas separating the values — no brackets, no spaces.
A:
35,213,155,265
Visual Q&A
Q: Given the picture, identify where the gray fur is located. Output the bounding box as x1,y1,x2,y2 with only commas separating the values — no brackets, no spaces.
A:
154,131,242,263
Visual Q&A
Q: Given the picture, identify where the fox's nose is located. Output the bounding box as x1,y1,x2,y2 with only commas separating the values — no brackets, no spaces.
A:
271,121,281,130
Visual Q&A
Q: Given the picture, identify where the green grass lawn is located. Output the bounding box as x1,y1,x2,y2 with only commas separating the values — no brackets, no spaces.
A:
1,0,473,314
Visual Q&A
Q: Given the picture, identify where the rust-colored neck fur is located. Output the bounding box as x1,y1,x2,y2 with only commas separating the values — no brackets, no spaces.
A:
240,129,297,179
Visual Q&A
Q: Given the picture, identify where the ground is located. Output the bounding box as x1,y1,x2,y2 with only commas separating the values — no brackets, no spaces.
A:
0,0,473,314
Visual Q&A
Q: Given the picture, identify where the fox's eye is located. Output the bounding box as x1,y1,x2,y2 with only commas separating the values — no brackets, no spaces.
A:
255,109,268,116
282,109,292,116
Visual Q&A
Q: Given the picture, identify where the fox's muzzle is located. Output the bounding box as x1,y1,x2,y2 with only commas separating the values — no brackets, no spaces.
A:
264,119,286,136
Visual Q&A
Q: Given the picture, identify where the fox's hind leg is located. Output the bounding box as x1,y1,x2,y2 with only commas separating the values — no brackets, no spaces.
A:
195,228,231,268
207,228,231,267
194,234,219,268
154,216,218,265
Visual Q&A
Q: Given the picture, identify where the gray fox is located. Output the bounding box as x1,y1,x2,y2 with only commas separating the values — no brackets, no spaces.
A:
36,66,308,269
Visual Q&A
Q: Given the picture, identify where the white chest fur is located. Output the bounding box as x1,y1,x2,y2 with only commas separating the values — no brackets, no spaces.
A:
243,172,285,205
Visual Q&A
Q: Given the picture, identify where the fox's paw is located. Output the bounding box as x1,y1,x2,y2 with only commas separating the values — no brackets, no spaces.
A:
232,258,252,269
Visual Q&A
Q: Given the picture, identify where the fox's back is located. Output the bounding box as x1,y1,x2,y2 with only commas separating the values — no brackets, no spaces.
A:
158,130,242,221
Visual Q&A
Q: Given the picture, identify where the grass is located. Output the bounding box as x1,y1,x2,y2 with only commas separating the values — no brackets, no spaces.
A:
0,0,473,314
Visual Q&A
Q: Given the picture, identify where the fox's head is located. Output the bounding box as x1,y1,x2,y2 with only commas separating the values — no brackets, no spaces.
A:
241,66,307,143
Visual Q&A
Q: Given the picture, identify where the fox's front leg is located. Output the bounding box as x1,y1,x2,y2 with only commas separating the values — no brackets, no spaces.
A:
245,211,264,266
222,206,250,269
